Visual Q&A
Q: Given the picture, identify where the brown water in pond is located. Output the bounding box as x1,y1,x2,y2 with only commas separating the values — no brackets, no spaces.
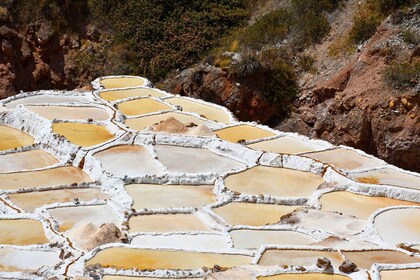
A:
350,168,420,190
0,247,60,272
8,188,107,212
212,203,297,226
258,274,351,280
342,250,420,269
117,98,172,116
52,123,115,147
305,148,383,170
0,125,34,151
86,248,252,270
125,184,216,209
125,112,205,131
129,213,211,232
215,125,276,143
94,145,162,177
247,136,325,154
230,229,316,249
258,249,343,267
154,145,245,174
99,88,166,101
320,191,420,220
0,219,49,245
5,95,92,108
0,166,91,190
165,97,231,123
374,208,420,244
100,77,145,89
26,105,110,121
380,269,420,280
0,149,58,172
225,166,323,198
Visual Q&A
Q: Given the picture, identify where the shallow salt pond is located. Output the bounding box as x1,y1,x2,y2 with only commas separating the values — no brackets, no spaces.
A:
25,105,110,121
117,98,172,116
0,219,49,245
0,166,91,190
4,94,92,108
87,248,252,270
247,136,326,154
350,168,420,190
155,145,245,174
103,276,201,280
0,149,58,172
125,112,205,131
99,88,167,101
0,247,60,272
52,122,115,147
258,274,351,280
225,166,323,198
94,145,162,177
0,125,34,151
320,191,419,220
212,203,297,226
258,249,344,267
47,204,119,232
230,229,316,249
125,184,216,209
342,250,420,269
129,213,211,233
100,77,146,89
8,188,108,212
380,269,420,280
305,148,383,170
374,208,420,244
165,97,231,123
215,124,276,143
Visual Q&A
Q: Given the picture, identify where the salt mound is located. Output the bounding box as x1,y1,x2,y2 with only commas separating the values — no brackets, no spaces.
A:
68,223,123,251
150,117,215,137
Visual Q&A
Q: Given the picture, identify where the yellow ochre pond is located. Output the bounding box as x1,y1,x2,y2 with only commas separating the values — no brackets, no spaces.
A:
100,77,146,89
52,122,115,147
117,98,172,116
0,125,34,151
216,124,276,143
0,219,49,245
99,88,167,101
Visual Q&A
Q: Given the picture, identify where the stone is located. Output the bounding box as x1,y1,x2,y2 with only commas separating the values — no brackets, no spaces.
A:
339,260,357,273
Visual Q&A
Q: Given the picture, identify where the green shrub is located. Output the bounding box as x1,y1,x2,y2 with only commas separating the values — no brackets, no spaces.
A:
384,61,420,89
231,55,262,77
372,0,414,14
298,54,316,73
349,3,383,44
293,11,331,47
401,29,419,45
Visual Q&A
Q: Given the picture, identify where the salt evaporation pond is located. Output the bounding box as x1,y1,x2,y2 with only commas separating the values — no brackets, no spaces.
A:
0,149,58,172
125,112,205,131
247,136,326,154
0,219,48,245
0,247,60,273
258,274,351,280
117,98,172,116
258,249,344,267
380,269,420,280
52,122,115,147
215,124,276,143
104,277,201,280
99,77,146,89
99,88,167,101
350,167,420,190
25,105,110,121
4,94,92,108
0,125,34,151
342,250,420,269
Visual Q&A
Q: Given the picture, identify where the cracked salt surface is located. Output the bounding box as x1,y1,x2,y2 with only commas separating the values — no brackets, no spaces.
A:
0,75,419,279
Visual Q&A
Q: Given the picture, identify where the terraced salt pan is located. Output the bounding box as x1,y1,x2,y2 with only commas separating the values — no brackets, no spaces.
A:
0,166,91,190
0,219,49,245
349,167,420,190
125,184,216,209
94,145,163,177
4,94,92,108
320,191,419,220
257,249,344,267
380,269,420,280
258,274,351,279
305,148,383,171
0,149,58,172
0,125,34,151
215,124,276,143
128,213,211,233
103,276,201,280
374,208,420,244
25,105,111,121
117,98,172,116
212,203,297,226
47,204,120,233
125,112,205,131
154,145,245,174
247,136,327,154
8,188,108,212
99,88,167,101
342,250,420,269
52,122,115,147
87,248,252,270
230,229,316,249
225,166,324,198
165,97,231,123
99,77,147,89
0,247,60,273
